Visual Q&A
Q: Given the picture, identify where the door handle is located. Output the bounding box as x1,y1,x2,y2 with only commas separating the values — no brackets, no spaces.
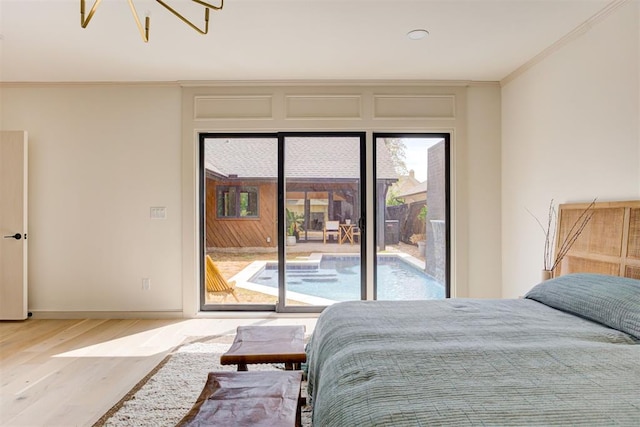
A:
3,233,22,240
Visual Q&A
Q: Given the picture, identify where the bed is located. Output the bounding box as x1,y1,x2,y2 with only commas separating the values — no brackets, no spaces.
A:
306,201,640,426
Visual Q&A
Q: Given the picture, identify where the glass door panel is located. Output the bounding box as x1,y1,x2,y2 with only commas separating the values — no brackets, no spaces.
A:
201,135,279,309
280,134,365,310
374,134,449,300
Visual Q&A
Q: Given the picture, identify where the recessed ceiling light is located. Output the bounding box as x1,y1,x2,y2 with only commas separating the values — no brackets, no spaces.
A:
407,29,429,40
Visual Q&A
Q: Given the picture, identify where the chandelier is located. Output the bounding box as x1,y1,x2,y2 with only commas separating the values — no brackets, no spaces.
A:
80,0,224,43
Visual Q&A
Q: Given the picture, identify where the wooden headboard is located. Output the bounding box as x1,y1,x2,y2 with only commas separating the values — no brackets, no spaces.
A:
555,200,640,279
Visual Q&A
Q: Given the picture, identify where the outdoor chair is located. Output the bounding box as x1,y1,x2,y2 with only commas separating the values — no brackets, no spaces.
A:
323,220,340,243
205,255,240,302
352,226,361,243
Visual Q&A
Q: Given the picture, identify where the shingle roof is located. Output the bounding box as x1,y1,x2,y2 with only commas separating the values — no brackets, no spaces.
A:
398,180,428,198
204,136,398,180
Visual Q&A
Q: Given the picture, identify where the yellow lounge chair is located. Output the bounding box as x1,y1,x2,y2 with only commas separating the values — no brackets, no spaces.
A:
205,255,240,302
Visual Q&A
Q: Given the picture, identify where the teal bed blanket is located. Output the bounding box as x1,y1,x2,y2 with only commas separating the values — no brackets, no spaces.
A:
306,274,640,426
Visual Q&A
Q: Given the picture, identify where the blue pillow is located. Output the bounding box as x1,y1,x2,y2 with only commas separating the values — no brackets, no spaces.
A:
525,273,640,339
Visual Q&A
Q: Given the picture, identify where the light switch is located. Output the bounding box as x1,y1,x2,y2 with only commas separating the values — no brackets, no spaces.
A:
150,207,167,219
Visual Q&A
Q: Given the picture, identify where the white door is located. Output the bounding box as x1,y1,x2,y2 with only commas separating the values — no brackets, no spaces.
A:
0,131,28,320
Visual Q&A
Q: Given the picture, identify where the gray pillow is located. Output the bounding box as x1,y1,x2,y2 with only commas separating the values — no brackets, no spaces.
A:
525,273,640,339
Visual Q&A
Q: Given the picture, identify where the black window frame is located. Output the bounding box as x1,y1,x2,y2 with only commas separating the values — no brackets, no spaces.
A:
372,132,451,300
216,185,260,219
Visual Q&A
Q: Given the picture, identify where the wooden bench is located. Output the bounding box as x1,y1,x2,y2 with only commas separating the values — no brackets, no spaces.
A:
176,371,303,427
220,325,306,371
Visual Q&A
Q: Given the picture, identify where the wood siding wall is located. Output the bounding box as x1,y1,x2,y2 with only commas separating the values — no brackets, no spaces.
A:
206,179,277,249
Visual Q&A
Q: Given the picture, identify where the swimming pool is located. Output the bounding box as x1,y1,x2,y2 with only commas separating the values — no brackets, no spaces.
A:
248,255,445,301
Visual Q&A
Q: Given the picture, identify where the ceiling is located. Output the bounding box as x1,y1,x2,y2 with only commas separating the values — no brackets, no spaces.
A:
0,0,613,83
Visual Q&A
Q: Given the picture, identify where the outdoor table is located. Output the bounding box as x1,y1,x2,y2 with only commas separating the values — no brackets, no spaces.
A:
339,223,355,244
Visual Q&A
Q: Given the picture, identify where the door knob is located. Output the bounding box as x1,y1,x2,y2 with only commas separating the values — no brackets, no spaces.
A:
3,233,22,240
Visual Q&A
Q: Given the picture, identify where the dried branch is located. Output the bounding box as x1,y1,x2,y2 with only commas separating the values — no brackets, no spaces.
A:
528,198,597,273
526,200,556,270
551,201,596,271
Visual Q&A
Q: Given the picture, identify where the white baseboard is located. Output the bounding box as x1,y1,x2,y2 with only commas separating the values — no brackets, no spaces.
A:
28,310,321,320
29,310,184,319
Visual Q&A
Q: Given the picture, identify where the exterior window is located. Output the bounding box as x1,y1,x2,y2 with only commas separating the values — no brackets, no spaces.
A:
217,186,259,218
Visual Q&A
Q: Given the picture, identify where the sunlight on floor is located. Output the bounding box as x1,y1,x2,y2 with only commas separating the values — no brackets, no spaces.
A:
51,318,317,358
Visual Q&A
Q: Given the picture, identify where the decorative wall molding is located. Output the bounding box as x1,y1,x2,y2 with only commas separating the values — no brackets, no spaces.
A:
373,95,456,119
184,85,464,125
285,95,362,119
194,95,273,120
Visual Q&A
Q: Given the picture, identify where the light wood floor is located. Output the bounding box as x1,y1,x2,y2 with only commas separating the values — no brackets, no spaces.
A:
0,317,317,427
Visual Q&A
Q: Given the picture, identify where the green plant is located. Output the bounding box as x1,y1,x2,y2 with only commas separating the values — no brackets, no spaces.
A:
286,209,304,236
418,205,427,222
386,188,405,206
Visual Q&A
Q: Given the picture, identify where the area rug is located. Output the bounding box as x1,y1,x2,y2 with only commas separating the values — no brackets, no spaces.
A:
93,335,312,426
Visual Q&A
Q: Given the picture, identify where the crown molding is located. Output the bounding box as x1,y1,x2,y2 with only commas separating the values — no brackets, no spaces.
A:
178,79,500,88
0,79,501,89
501,0,629,87
0,81,180,88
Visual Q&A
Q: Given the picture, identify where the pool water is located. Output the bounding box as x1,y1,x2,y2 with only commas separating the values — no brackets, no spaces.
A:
249,256,445,301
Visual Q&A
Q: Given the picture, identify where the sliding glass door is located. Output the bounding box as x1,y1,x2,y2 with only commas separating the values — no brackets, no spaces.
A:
199,132,448,311
279,134,365,311
200,132,365,312
374,133,450,300
200,134,279,310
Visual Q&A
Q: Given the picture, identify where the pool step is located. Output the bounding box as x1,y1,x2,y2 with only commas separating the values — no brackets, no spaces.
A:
287,272,339,284
301,277,339,283
287,273,337,278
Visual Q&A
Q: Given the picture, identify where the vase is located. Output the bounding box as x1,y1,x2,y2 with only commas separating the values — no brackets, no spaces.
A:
541,269,553,281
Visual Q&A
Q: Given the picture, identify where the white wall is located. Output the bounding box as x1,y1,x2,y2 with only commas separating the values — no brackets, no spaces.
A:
467,85,502,298
1,84,183,314
0,81,502,317
501,1,640,298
